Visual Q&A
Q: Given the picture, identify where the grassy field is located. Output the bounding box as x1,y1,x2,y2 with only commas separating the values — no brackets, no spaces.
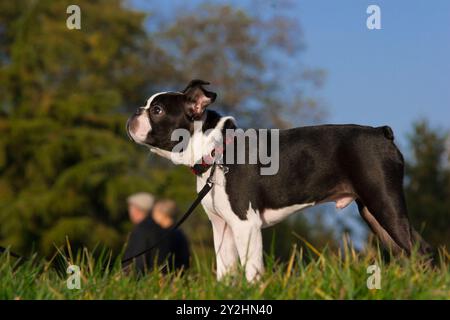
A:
1,243,449,300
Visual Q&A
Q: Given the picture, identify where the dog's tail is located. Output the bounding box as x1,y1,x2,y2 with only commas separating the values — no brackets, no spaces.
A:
379,125,394,141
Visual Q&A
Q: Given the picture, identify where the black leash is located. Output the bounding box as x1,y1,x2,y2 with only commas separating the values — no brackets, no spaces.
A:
121,164,216,265
0,164,217,266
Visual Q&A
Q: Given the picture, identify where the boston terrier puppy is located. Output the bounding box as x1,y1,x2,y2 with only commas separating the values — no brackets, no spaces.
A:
127,80,431,281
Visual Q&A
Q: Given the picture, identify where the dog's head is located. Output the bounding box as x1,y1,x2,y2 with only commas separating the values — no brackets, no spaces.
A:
126,80,217,150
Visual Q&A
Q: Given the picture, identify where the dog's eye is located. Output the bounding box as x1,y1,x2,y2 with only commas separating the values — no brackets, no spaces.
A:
150,105,164,115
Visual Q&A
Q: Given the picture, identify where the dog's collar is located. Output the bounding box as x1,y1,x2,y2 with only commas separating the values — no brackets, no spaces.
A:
190,134,234,176
190,158,214,176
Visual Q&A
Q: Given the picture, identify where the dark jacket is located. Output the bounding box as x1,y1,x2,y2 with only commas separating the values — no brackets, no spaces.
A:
122,216,190,275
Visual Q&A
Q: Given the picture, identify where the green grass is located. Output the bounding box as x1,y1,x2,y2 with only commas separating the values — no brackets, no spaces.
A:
1,243,449,300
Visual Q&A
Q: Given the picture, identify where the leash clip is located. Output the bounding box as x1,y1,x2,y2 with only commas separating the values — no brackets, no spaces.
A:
219,164,229,175
205,163,217,187
206,176,214,187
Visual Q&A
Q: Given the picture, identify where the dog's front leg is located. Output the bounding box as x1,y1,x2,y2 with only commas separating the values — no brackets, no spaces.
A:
229,212,264,282
208,213,239,280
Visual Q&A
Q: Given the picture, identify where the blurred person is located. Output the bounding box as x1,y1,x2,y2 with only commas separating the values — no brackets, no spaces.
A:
127,192,155,225
151,199,190,272
122,195,190,275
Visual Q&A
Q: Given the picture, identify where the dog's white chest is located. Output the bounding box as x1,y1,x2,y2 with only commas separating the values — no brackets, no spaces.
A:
197,168,233,219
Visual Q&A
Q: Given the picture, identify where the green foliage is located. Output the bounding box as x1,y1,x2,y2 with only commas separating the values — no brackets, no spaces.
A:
0,0,326,258
0,0,169,118
0,0,185,256
0,245,448,299
405,120,450,248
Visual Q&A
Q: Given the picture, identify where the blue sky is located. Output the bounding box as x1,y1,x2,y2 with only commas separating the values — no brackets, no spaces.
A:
298,0,450,151
132,0,450,246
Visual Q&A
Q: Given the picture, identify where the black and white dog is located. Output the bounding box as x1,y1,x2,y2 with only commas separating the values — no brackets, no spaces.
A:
127,80,430,281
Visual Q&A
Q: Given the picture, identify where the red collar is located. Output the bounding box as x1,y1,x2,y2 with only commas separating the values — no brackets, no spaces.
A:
190,134,234,176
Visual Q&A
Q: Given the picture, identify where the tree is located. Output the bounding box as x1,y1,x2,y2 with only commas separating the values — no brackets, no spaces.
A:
0,1,326,257
157,3,325,128
0,0,177,255
405,120,450,248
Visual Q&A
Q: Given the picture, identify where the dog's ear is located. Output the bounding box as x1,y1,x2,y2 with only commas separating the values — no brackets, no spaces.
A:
183,79,217,119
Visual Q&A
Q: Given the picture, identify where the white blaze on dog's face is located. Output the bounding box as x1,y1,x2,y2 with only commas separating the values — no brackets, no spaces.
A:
127,92,163,143
126,80,217,151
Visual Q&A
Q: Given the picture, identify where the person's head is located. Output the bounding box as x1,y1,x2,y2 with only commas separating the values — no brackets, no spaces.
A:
152,199,178,229
127,192,155,225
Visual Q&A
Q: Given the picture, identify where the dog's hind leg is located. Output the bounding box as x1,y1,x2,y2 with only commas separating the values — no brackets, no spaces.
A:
352,154,415,254
354,164,416,255
357,197,433,257
350,137,434,257
356,199,403,254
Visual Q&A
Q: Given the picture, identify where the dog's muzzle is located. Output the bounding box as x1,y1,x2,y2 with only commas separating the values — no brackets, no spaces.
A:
126,107,152,144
